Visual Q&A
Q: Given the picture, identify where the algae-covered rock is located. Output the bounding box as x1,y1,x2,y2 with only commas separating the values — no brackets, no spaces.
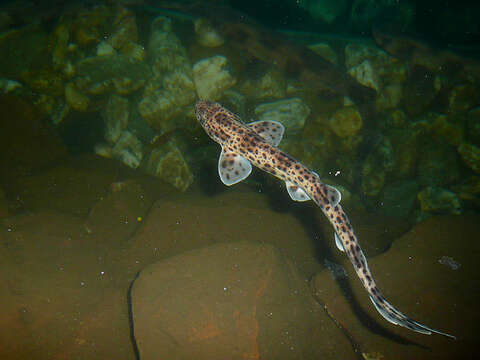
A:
467,107,480,145
308,42,338,64
417,140,460,187
75,55,150,95
451,176,480,207
254,98,310,133
193,55,236,100
448,84,478,114
194,18,224,47
103,94,130,144
329,105,363,138
458,142,480,174
138,16,196,131
418,186,461,215
241,69,286,100
144,140,194,192
347,59,381,92
361,137,394,197
375,83,403,112
64,81,90,111
112,131,143,169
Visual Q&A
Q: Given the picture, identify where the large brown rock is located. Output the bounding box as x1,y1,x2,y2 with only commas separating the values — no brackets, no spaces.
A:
131,241,354,360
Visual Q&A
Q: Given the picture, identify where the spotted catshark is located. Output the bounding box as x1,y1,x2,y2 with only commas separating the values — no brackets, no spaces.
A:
195,100,455,339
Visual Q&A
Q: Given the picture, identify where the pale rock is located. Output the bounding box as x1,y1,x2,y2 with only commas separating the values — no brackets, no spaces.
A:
347,59,380,92
0,78,21,93
418,187,462,216
112,131,143,169
104,95,130,144
308,42,338,64
97,40,116,56
241,70,286,100
94,142,113,158
144,140,194,191
193,55,236,101
376,83,402,111
194,18,224,47
329,106,363,137
254,98,310,132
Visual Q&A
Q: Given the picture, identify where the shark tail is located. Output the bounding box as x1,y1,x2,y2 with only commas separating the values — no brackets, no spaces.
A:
368,292,456,339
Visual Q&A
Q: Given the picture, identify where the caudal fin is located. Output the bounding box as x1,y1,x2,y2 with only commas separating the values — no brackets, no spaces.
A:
369,295,456,339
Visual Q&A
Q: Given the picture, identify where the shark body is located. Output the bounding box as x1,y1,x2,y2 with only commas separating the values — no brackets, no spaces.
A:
195,100,455,339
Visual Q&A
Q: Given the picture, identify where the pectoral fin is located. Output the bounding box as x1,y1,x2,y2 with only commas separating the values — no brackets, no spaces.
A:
218,147,252,186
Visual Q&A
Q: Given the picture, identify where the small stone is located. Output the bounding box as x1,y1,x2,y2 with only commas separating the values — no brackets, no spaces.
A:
64,82,90,111
308,42,338,64
347,59,381,92
254,98,310,133
418,186,461,215
458,142,480,174
97,40,116,56
144,140,194,192
104,95,130,144
194,18,224,47
329,106,363,137
112,131,143,169
193,55,236,100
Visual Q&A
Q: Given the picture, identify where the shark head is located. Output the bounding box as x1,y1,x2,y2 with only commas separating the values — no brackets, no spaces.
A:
195,100,220,127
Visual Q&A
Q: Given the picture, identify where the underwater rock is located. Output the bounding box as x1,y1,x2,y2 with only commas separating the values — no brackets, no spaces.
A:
417,139,460,187
388,128,421,180
361,136,394,197
131,241,341,360
448,84,478,114
240,69,286,100
458,142,480,174
451,176,480,207
97,41,116,56
254,98,310,133
299,0,349,24
347,59,380,92
75,55,150,95
467,107,480,145
103,94,129,144
194,18,225,47
417,186,461,216
193,55,236,101
307,42,338,64
0,78,21,93
138,16,196,131
64,81,90,112
94,142,113,159
344,43,389,70
429,113,463,147
112,131,143,169
106,7,140,58
144,139,194,192
329,105,363,138
375,83,402,112
52,23,70,68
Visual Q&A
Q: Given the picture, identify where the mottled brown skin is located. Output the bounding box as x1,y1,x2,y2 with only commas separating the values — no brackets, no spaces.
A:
195,100,454,338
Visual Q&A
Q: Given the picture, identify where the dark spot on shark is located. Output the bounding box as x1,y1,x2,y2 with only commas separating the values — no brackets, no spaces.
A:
221,160,228,168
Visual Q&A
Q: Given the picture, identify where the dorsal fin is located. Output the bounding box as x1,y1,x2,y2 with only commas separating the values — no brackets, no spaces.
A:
247,120,284,146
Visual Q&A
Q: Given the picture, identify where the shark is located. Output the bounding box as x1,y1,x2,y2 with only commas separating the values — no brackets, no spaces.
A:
195,100,455,339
